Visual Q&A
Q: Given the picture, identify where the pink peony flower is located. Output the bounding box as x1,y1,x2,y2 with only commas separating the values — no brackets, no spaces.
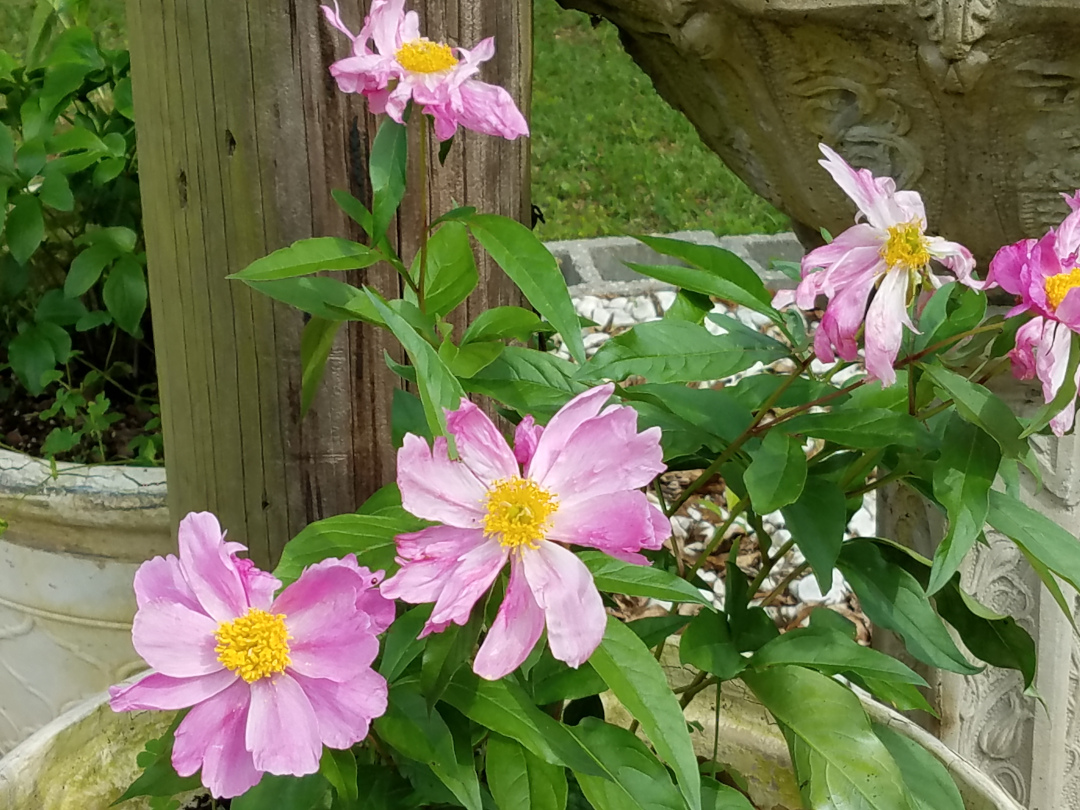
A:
986,192,1080,436
380,384,670,680
776,144,977,386
109,513,393,799
321,0,528,142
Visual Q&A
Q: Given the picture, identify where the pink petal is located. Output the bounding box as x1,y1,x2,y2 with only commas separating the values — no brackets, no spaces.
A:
247,674,322,777
435,80,529,141
397,433,488,528
864,266,915,386
291,669,388,749
133,554,201,612
367,0,406,57
446,398,519,483
173,681,262,799
817,143,907,231
926,236,977,286
1027,233,1062,317
987,239,1036,297
534,405,665,506
815,269,878,364
110,669,236,712
132,600,222,678
425,538,508,633
797,241,883,311
177,512,249,623
320,2,357,41
1009,317,1044,381
522,544,606,669
513,416,544,467
381,526,491,609
233,556,280,611
548,490,665,563
473,558,545,680
1056,209,1080,263
526,384,614,481
1065,190,1080,213
1037,320,1072,405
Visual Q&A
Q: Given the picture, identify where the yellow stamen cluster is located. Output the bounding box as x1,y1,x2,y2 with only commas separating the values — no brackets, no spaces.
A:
1045,268,1080,311
881,222,931,272
215,609,291,683
482,476,558,550
396,38,458,73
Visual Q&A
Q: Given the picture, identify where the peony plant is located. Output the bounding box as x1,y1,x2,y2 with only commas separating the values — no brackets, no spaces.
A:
112,2,1080,808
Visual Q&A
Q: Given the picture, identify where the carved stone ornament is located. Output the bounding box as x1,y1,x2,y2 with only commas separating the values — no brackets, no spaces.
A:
556,0,1080,266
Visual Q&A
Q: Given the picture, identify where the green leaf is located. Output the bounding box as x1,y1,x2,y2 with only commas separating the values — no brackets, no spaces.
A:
110,715,201,805
65,243,118,297
625,383,753,443
487,734,568,810
375,682,481,810
872,724,964,810
928,414,1001,594
299,317,342,417
750,624,927,687
370,119,408,238
320,746,358,801
780,476,847,593
365,289,465,438
39,165,74,211
392,387,431,448
16,138,47,179
380,604,432,682
700,778,754,810
113,76,135,119
987,489,1080,595
232,772,330,810
679,609,746,681
440,339,504,379
571,719,687,810
231,236,382,281
274,512,424,586
421,607,483,708
413,221,478,317
663,289,713,324
82,225,138,254
93,157,126,186
35,288,87,326
465,346,585,419
591,617,701,810
581,550,710,605
837,541,980,674
744,431,807,514
744,666,912,810
780,408,926,449
914,283,986,354
103,255,147,336
0,125,14,173
331,188,374,235
467,214,586,364
8,324,59,394
579,319,784,384
6,194,44,265
463,306,544,345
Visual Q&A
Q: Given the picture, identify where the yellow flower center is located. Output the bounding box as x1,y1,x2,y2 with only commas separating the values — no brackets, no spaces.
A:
482,476,558,550
1045,268,1080,310
215,609,291,683
881,222,931,271
395,38,458,73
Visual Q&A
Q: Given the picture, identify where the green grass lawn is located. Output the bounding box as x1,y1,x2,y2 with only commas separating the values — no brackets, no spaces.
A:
1,0,787,241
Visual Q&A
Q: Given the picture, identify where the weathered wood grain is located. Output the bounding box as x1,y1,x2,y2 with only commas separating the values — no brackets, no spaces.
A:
127,0,530,566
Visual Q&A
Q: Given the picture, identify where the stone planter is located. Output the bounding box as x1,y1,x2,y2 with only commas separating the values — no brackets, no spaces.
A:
557,0,1080,266
0,449,170,755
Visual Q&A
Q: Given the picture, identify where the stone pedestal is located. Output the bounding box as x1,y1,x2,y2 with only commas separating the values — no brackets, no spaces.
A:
878,378,1080,810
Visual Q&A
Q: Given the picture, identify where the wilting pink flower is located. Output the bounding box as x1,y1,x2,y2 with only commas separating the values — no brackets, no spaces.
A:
775,144,977,386
381,384,669,680
110,513,392,799
986,193,1080,435
321,0,528,142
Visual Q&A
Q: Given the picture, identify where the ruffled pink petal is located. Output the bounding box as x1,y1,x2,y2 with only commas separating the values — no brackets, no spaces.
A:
796,238,883,311
535,405,666,506
926,236,977,286
800,222,881,272
1055,209,1080,263
132,600,222,678
521,544,606,669
526,384,613,481
548,490,665,563
864,266,915,386
398,8,421,43
425,538,508,634
398,433,488,528
367,0,406,57
247,674,322,777
329,53,397,95
513,416,543,467
177,512,249,623
649,503,671,546
274,563,380,681
1056,288,1080,332
892,190,927,225
291,669,388,749
1065,190,1080,213
354,566,396,635
817,143,905,231
987,238,1036,297
772,288,796,309
133,554,201,613
815,268,878,364
1010,317,1044,381
233,556,280,612
320,2,356,41
1027,233,1062,317
433,80,529,141
1037,320,1072,406
381,526,491,609
383,78,416,123
446,398,519,484
172,681,262,799
109,669,236,712
473,557,545,680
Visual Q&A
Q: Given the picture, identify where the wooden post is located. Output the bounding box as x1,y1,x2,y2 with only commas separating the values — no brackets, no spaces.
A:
126,0,530,566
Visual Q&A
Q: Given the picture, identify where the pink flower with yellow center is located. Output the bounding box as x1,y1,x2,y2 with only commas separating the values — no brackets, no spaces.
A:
380,384,670,680
109,513,393,799
986,191,1080,436
775,144,977,386
321,0,528,142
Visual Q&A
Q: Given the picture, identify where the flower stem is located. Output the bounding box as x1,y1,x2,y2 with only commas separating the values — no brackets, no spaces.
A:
760,561,809,607
747,538,795,596
687,497,748,578
417,119,431,312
